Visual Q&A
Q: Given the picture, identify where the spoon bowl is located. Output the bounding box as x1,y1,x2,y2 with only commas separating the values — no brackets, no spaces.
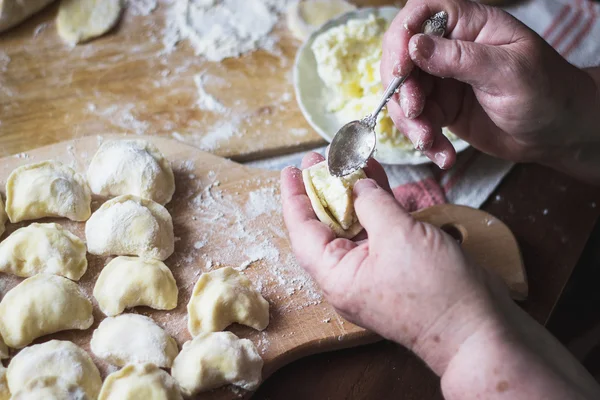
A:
327,120,376,177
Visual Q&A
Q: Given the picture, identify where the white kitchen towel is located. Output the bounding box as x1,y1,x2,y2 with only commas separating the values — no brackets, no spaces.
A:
247,0,600,212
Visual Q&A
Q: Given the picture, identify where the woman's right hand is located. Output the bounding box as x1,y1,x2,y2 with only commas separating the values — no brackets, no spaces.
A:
381,0,600,182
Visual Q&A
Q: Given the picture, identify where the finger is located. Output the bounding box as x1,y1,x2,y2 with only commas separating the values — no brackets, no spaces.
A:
352,179,416,240
280,167,353,276
387,100,437,152
363,158,392,193
301,152,325,170
421,129,457,170
409,34,507,92
398,73,426,120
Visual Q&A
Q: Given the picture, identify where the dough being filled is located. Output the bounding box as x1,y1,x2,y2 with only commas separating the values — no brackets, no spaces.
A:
85,195,174,260
90,314,179,368
0,223,87,280
10,376,89,400
6,340,102,399
171,331,263,396
0,196,6,238
0,274,93,348
0,0,55,33
0,364,8,400
5,160,91,223
98,363,183,400
93,256,178,316
286,0,355,41
87,139,175,205
303,161,365,238
57,0,123,44
187,266,269,335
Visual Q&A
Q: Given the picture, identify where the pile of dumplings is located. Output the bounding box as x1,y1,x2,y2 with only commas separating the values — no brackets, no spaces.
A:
0,139,271,399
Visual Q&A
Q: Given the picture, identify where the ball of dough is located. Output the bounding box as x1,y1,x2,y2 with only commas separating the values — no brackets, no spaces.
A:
90,314,179,368
85,195,174,260
5,160,91,223
187,266,269,335
6,340,101,399
87,139,175,205
0,223,87,280
0,274,93,348
93,256,178,316
171,331,263,396
0,0,55,33
98,363,182,400
10,376,89,400
303,161,365,239
56,0,123,44
0,364,9,400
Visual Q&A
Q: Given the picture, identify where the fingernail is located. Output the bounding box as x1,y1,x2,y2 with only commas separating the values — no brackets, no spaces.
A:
353,179,378,196
411,34,435,60
434,152,449,169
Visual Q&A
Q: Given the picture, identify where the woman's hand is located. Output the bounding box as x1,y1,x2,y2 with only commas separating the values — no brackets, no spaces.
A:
381,0,600,182
281,152,507,374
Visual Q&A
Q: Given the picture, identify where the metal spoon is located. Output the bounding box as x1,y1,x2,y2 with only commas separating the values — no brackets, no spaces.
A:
327,11,449,177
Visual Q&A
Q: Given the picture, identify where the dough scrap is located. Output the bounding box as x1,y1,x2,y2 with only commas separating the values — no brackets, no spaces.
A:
0,334,8,359
303,161,365,238
0,274,93,348
10,376,89,400
0,0,55,33
57,0,123,44
0,223,87,280
5,160,91,223
171,331,263,396
94,256,178,316
90,314,179,368
87,139,175,205
286,0,356,41
98,363,182,400
85,195,174,260
187,266,269,335
0,364,8,400
0,196,6,238
7,340,101,399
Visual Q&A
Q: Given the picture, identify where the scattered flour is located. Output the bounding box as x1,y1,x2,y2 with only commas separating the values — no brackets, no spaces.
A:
197,117,243,151
245,187,281,218
193,73,227,113
127,0,159,15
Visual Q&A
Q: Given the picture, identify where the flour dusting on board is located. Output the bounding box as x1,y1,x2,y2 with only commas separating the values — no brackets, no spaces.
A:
163,0,294,61
127,0,159,16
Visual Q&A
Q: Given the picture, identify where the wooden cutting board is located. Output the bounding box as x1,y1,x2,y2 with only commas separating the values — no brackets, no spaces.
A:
0,136,526,399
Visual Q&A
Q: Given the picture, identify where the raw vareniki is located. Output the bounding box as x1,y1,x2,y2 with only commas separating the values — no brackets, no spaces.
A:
187,266,269,335
85,195,174,260
6,340,102,399
98,363,182,400
0,274,93,348
303,161,366,239
10,376,89,400
57,0,123,44
94,256,177,316
0,223,87,280
91,314,179,368
87,139,175,205
5,160,91,223
171,331,263,396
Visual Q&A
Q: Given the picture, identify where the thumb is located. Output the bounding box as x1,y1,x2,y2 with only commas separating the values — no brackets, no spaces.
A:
353,179,415,239
409,33,505,90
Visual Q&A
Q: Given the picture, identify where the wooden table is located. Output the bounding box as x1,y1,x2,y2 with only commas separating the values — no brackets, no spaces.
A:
1,1,600,399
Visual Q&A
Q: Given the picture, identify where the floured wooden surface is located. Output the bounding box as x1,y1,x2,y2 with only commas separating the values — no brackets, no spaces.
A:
0,0,328,161
0,136,371,399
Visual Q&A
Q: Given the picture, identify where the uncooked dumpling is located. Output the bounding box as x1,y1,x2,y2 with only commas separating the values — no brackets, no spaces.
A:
85,195,174,260
87,139,175,205
98,363,182,400
10,376,89,400
303,161,366,239
90,314,179,368
0,334,8,359
0,223,87,280
6,340,102,399
0,196,6,238
0,0,55,33
171,331,263,395
57,0,123,44
0,274,93,348
187,267,269,335
5,160,91,223
93,256,178,316
0,364,8,400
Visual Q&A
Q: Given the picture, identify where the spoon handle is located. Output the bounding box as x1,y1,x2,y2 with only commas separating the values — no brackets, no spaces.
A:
364,11,449,128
